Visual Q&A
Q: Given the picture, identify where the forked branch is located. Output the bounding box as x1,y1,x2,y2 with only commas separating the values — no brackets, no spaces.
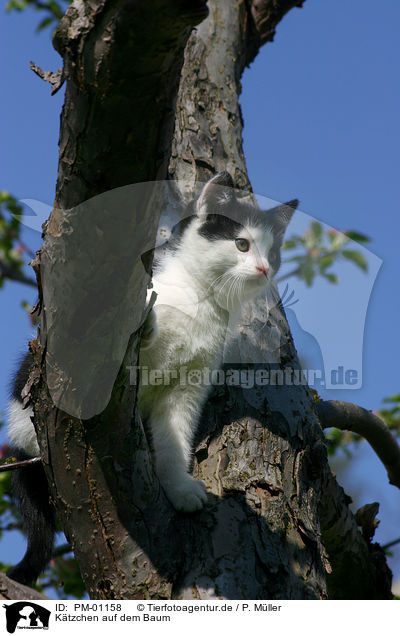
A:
316,399,400,489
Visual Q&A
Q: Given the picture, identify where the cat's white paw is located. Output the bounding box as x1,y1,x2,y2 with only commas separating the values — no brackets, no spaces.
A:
140,309,158,350
165,476,208,513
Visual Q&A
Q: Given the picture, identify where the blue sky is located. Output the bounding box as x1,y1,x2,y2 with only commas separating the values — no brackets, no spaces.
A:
1,0,399,593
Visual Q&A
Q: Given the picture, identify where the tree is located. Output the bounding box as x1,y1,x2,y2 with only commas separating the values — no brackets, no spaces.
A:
0,0,398,600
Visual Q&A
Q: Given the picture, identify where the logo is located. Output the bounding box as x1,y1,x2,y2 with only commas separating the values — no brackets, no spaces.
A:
3,603,50,633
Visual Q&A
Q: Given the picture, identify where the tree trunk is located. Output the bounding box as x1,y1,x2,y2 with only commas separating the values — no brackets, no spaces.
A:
25,0,392,599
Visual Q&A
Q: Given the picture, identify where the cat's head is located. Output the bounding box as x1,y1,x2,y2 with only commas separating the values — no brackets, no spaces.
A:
181,171,297,311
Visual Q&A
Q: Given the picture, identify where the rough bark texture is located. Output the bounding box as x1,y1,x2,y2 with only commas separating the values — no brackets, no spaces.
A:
320,471,393,599
22,0,392,600
0,573,47,601
166,0,392,599
169,0,305,194
29,0,210,600
52,0,209,207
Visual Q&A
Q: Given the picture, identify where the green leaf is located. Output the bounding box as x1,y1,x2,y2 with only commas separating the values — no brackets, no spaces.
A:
282,239,298,250
341,249,368,272
36,16,53,31
298,263,315,287
324,272,339,284
48,0,66,19
318,254,335,271
329,232,349,251
284,254,305,263
6,0,71,31
344,230,370,243
310,221,322,240
382,394,400,404
0,191,31,285
6,1,29,12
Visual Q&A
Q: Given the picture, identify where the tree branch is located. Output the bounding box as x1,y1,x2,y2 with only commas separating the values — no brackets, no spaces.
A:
52,543,72,558
245,0,305,65
0,262,37,288
316,400,400,489
382,537,400,551
0,457,41,473
30,61,65,95
318,470,392,599
0,573,48,601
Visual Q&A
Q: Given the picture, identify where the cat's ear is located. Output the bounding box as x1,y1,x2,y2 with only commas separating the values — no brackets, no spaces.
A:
267,199,298,239
196,171,235,219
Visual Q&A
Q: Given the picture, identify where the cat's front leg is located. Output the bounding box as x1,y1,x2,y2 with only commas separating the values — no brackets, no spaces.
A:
149,391,207,512
158,465,207,513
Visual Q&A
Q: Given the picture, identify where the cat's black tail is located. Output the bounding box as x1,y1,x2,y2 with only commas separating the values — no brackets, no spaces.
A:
7,449,56,586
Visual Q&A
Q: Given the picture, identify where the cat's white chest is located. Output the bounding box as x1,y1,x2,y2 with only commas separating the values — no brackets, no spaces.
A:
147,277,200,320
147,257,208,320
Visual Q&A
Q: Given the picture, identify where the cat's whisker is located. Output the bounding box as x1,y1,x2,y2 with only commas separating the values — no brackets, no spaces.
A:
217,271,237,309
237,274,245,303
230,273,244,310
228,273,242,308
226,274,237,310
233,274,243,304
203,272,230,298
217,272,236,299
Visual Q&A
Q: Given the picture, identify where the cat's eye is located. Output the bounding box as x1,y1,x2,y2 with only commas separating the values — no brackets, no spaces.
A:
235,238,250,252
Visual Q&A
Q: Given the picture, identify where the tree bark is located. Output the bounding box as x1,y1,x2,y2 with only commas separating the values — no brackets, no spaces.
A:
0,573,47,601
24,0,392,600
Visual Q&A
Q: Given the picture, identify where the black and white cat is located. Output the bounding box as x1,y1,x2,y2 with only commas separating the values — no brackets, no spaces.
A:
7,172,296,583
138,172,297,511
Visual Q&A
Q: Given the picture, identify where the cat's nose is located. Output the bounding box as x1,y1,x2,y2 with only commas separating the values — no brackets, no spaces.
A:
256,265,269,276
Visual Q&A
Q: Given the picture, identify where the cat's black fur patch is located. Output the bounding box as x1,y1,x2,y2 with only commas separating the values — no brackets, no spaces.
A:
8,351,55,586
268,240,283,273
7,447,55,586
11,351,33,404
264,200,299,273
141,214,197,276
198,213,243,241
170,214,197,243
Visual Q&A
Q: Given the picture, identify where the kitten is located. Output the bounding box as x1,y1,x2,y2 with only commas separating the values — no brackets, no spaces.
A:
138,171,297,511
6,171,296,583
